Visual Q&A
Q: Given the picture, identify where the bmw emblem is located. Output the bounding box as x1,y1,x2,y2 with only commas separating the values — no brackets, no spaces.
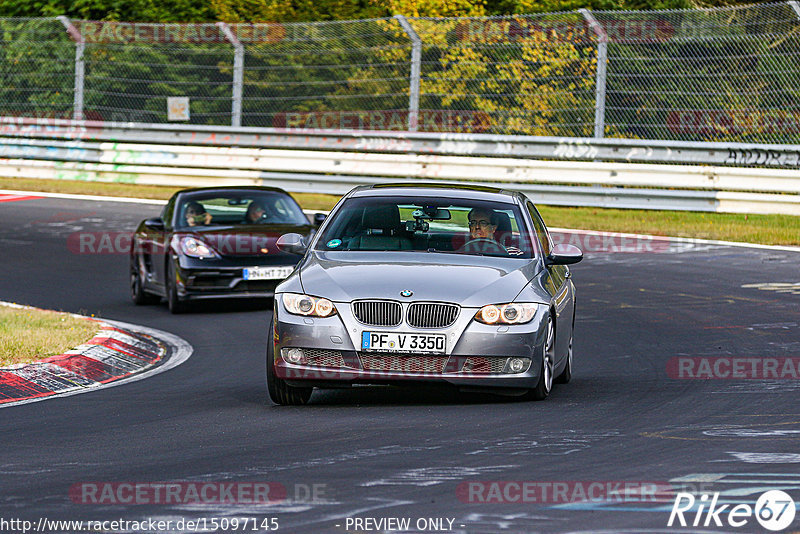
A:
400,290,413,297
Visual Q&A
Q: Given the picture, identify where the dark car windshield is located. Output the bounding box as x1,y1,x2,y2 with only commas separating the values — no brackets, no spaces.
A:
175,191,308,228
315,196,536,259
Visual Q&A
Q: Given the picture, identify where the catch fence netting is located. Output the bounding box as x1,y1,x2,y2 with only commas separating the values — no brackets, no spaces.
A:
1,3,800,143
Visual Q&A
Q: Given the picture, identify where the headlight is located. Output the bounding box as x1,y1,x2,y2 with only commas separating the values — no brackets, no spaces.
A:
174,236,220,259
282,293,337,317
474,303,539,325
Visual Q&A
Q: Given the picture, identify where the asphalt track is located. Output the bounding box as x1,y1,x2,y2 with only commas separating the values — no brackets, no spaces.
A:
1,195,799,534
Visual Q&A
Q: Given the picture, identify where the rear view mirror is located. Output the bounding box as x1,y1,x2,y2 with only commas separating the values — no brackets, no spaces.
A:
313,213,327,226
412,208,450,220
546,243,583,265
276,233,308,255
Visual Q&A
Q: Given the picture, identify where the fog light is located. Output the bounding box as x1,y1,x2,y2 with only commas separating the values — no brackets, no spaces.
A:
509,358,526,373
284,348,305,364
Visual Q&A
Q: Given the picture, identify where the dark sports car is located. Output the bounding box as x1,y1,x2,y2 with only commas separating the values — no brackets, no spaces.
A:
267,184,582,405
130,186,322,313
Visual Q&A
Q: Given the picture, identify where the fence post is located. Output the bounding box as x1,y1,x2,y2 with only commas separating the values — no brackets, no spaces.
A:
56,16,84,121
217,22,244,128
579,9,607,139
394,15,421,132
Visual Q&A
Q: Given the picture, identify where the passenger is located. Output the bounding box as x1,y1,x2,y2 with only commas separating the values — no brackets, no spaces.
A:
185,201,212,227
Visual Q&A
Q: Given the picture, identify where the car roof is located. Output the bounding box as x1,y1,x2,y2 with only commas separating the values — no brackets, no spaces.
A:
348,183,522,203
177,185,291,195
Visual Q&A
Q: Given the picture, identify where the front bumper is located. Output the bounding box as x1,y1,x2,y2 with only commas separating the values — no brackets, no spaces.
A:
175,257,296,300
272,297,548,391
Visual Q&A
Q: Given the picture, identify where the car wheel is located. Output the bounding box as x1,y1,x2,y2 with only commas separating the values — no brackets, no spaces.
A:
527,315,554,401
266,315,313,406
166,260,188,314
556,300,576,384
130,254,158,305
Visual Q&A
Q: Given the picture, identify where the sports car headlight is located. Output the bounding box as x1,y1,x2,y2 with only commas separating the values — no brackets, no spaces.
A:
174,236,220,259
474,303,539,325
282,293,337,317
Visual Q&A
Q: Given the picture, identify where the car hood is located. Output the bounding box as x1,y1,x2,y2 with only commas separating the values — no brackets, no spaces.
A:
298,251,540,307
180,224,312,258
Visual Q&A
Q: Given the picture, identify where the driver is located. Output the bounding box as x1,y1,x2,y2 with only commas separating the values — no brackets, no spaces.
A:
245,201,266,224
468,208,499,241
462,207,508,255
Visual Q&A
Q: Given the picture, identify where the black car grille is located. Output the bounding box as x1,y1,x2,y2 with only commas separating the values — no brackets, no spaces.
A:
460,356,509,374
304,349,348,369
406,303,459,328
359,354,449,374
352,300,402,326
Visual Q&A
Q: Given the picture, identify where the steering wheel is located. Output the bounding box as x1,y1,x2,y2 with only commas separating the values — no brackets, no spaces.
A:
458,238,508,255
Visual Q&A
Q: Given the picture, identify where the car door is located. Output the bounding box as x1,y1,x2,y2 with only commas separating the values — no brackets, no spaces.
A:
137,196,175,294
526,201,574,365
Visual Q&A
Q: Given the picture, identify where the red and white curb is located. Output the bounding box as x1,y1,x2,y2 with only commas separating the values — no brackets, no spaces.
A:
0,193,44,203
0,302,192,408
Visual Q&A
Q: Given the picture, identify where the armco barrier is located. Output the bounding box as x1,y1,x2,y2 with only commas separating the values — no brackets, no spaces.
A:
0,117,799,215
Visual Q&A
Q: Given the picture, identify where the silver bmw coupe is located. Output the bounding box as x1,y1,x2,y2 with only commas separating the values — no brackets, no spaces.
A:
267,184,582,405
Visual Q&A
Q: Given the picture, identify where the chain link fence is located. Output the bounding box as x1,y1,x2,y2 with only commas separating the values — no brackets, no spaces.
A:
2,3,800,143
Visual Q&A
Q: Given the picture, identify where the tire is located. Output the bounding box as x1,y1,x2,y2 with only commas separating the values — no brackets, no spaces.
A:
556,300,576,384
130,253,158,305
166,260,188,314
555,331,572,384
527,314,555,401
266,315,313,406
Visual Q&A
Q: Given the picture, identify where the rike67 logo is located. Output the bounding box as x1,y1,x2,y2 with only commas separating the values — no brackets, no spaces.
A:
668,490,796,531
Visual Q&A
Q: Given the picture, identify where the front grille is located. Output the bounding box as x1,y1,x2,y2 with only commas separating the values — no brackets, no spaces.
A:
461,357,508,374
304,349,347,369
359,354,448,374
186,273,235,289
407,303,459,328
352,300,402,326
235,280,280,292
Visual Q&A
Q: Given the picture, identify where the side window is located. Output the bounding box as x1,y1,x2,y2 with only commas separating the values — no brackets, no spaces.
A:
526,201,552,257
162,197,176,228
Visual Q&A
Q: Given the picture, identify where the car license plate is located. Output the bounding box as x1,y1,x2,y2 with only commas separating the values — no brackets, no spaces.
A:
243,266,293,280
361,332,446,354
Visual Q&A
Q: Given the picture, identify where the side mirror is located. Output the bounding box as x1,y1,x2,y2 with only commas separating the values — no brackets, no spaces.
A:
144,217,165,231
313,213,327,227
276,233,308,255
546,243,583,266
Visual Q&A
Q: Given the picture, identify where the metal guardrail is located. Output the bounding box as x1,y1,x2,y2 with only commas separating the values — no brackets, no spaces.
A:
0,117,798,215
3,117,800,168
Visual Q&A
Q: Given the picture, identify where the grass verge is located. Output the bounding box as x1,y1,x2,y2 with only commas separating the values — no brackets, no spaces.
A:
1,177,798,246
0,304,100,367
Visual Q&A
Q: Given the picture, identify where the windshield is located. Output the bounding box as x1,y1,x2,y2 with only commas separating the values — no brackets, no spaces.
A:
176,191,308,228
315,196,536,259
